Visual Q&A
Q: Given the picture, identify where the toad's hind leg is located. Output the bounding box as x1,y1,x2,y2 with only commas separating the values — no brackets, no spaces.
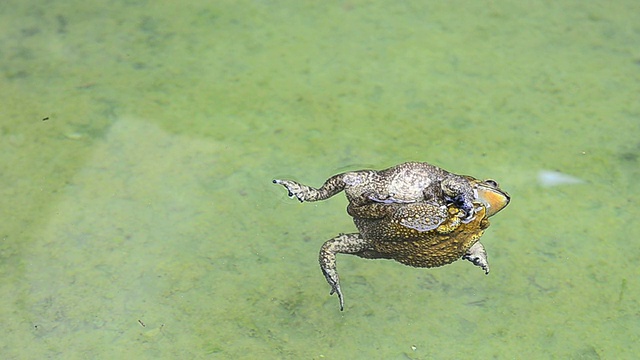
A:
273,173,348,202
319,233,369,311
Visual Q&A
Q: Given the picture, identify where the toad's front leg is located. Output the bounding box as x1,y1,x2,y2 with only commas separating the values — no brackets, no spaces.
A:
319,233,369,311
462,241,490,274
273,173,349,202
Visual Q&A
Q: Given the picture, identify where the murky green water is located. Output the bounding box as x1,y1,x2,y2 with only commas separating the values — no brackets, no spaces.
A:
1,1,638,358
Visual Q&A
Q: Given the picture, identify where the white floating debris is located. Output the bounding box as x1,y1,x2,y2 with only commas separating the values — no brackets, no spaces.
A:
65,132,85,140
537,170,585,187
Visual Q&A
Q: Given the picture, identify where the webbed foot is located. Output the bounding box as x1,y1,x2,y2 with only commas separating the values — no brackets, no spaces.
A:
272,179,308,202
321,268,345,311
463,241,490,274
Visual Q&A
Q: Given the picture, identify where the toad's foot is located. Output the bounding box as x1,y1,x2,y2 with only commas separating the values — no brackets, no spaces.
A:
273,174,348,202
319,233,369,311
441,175,475,218
462,241,490,274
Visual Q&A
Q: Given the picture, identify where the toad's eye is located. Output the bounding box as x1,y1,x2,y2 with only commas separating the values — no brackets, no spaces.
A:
483,179,499,187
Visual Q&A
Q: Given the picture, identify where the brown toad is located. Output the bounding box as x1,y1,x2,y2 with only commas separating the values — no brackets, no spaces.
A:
273,162,510,310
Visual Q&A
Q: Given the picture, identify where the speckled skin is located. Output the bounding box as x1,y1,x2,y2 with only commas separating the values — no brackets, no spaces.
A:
350,203,488,268
278,162,476,218
274,162,510,310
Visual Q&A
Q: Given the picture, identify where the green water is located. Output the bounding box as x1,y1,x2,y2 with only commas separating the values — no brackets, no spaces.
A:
1,1,638,358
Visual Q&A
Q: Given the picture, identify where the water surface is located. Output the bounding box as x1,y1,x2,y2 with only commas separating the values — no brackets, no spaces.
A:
1,1,638,358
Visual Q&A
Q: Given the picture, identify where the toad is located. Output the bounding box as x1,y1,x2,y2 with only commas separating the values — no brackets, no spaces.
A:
273,162,510,310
